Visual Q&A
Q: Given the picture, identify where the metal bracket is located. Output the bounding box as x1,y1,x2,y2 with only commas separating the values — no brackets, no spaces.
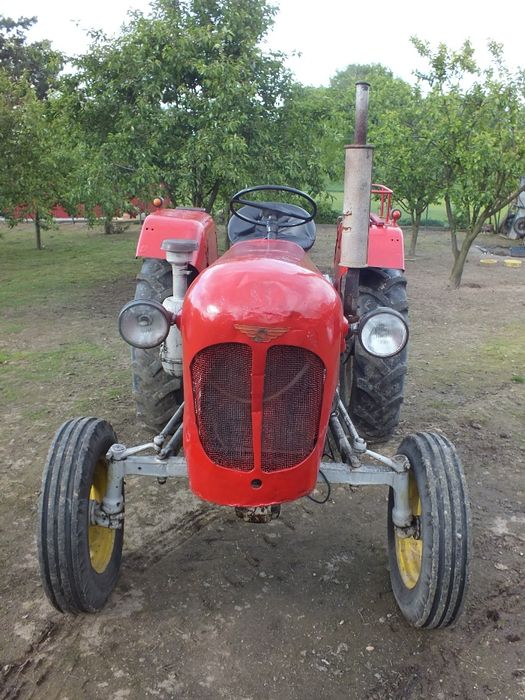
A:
90,499,124,530
97,395,413,531
318,460,412,528
327,400,413,528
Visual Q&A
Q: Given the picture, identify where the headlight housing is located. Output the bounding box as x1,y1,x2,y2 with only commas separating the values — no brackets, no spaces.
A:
357,308,408,358
118,300,172,349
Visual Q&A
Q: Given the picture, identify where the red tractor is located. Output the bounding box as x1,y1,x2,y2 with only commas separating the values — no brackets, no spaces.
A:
37,83,471,628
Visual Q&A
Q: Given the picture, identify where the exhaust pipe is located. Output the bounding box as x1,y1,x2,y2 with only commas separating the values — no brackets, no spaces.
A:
339,82,374,269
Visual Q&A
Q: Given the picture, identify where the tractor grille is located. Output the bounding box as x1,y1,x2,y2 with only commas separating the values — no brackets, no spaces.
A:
191,343,254,470
261,346,325,472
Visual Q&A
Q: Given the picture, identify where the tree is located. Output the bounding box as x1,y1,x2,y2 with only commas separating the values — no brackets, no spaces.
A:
372,88,443,256
0,16,69,248
0,15,62,98
326,64,414,177
0,69,78,249
413,39,525,287
0,69,74,248
303,63,421,223
64,0,327,217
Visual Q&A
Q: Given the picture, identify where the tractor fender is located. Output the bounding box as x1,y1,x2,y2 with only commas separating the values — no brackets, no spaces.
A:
334,220,405,291
367,222,405,270
135,207,218,271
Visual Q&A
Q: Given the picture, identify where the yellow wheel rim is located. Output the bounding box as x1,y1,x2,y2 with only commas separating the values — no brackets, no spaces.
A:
395,473,423,589
88,459,116,574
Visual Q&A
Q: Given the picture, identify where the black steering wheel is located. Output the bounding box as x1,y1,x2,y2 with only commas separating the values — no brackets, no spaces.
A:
229,185,317,230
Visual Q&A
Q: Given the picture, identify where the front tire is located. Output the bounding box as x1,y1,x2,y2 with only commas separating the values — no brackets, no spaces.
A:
341,268,408,442
132,258,182,431
387,432,471,628
37,417,123,613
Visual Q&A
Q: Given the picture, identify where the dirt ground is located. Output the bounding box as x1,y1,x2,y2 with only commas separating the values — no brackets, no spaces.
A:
0,225,524,700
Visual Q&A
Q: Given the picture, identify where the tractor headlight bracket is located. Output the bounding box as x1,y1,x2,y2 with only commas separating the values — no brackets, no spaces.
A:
354,308,408,358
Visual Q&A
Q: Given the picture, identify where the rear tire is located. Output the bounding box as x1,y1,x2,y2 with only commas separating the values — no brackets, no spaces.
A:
387,431,471,628
37,417,123,614
132,258,182,431
341,268,408,442
514,216,525,238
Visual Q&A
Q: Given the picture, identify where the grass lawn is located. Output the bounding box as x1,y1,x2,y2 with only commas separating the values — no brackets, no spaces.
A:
0,221,143,420
0,221,141,311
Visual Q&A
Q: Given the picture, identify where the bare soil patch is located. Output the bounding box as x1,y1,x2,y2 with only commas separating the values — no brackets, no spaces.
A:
0,226,524,699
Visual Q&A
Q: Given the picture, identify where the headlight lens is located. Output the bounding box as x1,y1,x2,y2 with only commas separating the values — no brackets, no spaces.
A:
118,300,171,348
359,309,408,358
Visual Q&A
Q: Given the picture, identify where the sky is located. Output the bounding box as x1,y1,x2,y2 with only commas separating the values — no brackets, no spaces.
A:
1,0,523,86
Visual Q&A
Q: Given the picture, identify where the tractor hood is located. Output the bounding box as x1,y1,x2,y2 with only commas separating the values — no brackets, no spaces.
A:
181,238,344,346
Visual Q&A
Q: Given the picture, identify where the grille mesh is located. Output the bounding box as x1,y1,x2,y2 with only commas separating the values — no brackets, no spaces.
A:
262,346,325,472
191,343,253,470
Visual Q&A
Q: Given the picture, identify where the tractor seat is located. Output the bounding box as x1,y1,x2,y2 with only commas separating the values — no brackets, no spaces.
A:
228,202,316,251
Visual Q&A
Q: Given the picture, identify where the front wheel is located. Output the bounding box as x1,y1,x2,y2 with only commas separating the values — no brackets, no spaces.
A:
37,417,124,613
387,431,471,628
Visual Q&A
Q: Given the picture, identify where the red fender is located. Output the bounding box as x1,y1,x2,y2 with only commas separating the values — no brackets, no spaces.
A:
136,207,218,270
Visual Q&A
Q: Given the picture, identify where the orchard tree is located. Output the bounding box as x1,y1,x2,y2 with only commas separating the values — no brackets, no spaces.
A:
0,15,62,98
325,64,414,181
66,0,327,216
0,70,74,248
373,88,443,256
413,39,525,287
0,17,68,248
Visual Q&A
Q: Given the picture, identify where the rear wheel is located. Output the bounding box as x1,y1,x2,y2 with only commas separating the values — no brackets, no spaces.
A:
387,431,471,628
37,417,124,613
341,268,408,442
514,216,525,238
132,258,182,431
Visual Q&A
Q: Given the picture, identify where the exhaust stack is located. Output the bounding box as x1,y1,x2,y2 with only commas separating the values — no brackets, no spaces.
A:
340,82,374,268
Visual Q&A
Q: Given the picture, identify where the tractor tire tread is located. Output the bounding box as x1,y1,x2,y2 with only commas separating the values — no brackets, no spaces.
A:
344,269,408,441
37,417,122,614
388,431,471,629
132,258,182,432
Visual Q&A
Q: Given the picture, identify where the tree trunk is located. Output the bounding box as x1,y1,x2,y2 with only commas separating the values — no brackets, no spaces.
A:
445,195,459,260
35,210,42,250
205,181,220,213
104,215,114,235
408,211,422,257
449,224,483,289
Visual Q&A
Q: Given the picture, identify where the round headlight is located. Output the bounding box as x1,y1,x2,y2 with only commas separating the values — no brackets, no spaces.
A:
118,300,171,349
359,309,408,358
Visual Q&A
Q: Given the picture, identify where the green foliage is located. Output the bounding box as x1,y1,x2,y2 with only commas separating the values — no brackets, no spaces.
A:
412,39,525,286
63,0,326,215
0,69,77,247
313,194,340,224
0,15,62,98
1,10,522,281
0,17,69,247
371,85,445,255
325,64,414,180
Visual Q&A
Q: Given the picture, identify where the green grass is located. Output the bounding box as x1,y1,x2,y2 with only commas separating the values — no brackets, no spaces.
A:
420,323,525,391
0,338,131,419
0,342,114,399
481,327,525,368
0,222,141,310
0,223,140,420
0,342,110,379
